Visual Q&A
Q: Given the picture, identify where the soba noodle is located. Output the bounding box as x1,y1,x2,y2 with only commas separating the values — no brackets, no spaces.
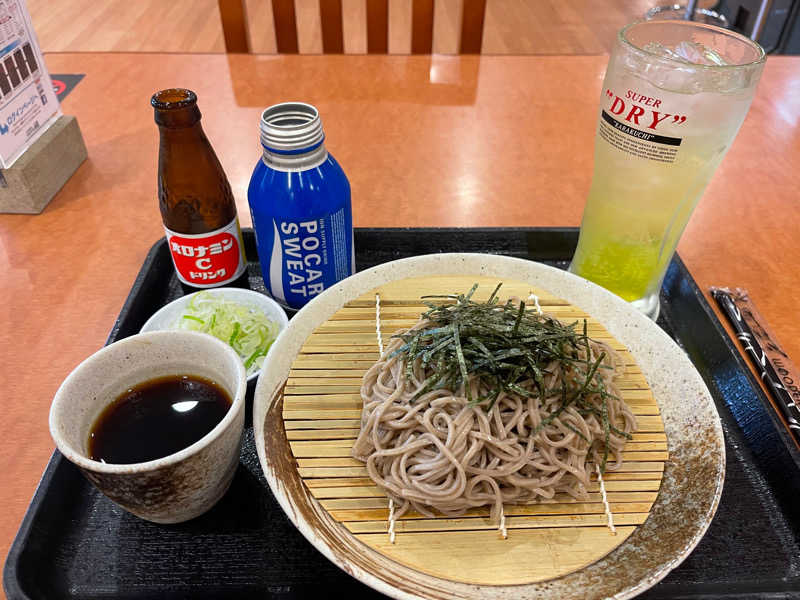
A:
352,309,637,522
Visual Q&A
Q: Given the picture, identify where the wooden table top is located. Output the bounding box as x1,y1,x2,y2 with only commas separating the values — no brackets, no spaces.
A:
2,52,798,588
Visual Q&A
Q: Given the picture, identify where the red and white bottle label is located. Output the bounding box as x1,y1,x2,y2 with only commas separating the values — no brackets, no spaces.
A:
164,217,246,287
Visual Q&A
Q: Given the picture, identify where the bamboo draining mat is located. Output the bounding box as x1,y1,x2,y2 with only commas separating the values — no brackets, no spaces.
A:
282,275,667,585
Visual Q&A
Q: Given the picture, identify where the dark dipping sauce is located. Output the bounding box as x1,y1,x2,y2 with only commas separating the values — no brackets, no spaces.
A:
88,374,232,464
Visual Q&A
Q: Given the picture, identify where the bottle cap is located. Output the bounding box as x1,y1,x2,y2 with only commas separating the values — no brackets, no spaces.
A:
259,102,325,154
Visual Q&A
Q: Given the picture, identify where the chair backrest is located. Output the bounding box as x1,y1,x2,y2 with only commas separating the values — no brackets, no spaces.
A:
218,0,487,54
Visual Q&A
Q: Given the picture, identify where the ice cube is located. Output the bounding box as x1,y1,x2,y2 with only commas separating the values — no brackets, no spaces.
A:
643,41,729,66
675,41,729,65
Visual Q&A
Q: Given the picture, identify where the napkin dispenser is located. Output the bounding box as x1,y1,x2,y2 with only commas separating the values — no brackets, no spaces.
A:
0,114,87,214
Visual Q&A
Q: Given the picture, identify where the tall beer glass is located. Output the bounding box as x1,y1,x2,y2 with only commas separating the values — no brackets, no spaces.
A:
569,21,765,319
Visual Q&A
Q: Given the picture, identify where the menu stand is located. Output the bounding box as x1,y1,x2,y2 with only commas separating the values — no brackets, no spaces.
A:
0,115,87,214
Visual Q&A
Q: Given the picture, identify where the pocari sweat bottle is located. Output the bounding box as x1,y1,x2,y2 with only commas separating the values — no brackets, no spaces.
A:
248,102,354,309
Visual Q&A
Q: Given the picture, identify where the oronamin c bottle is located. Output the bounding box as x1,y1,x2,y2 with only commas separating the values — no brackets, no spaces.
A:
152,88,247,289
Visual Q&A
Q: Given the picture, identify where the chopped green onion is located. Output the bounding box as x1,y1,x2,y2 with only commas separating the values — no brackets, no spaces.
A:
174,291,280,377
229,322,241,345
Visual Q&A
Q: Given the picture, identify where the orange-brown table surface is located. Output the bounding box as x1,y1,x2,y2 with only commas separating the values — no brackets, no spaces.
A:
2,53,798,587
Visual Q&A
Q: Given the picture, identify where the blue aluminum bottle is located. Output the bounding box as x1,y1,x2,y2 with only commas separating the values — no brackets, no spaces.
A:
248,103,354,309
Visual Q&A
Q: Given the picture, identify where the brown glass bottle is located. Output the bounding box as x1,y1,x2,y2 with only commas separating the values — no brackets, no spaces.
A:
152,89,247,289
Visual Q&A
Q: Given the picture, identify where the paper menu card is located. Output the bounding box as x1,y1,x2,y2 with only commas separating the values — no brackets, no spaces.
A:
0,0,59,168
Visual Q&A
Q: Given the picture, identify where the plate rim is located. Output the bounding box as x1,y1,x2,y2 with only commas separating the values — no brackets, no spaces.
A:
253,253,725,600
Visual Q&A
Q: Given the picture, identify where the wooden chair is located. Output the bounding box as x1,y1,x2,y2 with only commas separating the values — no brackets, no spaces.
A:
218,0,487,54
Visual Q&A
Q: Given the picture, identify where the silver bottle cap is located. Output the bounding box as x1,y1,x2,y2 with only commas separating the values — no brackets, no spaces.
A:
259,102,325,153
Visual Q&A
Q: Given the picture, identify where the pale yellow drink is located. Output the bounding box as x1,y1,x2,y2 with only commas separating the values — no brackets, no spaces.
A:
569,21,765,319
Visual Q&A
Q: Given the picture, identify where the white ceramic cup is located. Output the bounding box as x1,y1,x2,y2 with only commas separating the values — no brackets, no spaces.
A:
49,330,246,524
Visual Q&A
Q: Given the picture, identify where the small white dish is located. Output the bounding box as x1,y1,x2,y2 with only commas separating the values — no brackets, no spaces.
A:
141,288,289,382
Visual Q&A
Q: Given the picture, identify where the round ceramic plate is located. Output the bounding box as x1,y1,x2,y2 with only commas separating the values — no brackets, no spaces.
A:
253,254,725,600
140,287,289,383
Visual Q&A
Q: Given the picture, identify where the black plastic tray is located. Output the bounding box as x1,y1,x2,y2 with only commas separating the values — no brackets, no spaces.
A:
5,228,800,600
